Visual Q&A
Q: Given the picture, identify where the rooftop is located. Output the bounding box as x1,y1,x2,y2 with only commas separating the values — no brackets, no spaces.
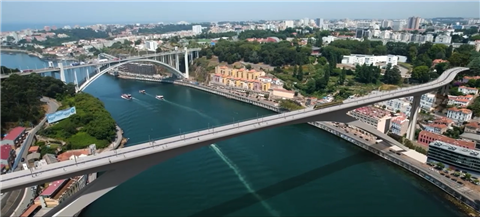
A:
0,144,13,160
40,179,68,197
3,127,26,141
57,149,90,162
429,140,480,159
352,106,391,119
448,107,473,114
420,131,475,149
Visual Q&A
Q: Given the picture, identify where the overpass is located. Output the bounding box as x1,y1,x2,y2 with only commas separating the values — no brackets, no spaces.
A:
0,48,201,80
0,67,469,216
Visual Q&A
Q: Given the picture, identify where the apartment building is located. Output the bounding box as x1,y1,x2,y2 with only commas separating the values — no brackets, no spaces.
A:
458,86,479,95
423,123,449,135
446,107,473,123
448,95,474,107
341,54,399,66
390,115,409,136
211,66,271,92
419,93,437,111
378,97,411,115
349,106,392,133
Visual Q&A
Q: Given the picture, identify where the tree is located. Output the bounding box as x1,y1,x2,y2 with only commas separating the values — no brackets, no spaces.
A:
338,68,346,85
297,65,304,81
467,55,480,75
383,64,402,85
412,65,431,83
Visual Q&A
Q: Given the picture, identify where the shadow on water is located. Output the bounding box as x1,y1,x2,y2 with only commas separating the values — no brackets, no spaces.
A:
191,153,379,217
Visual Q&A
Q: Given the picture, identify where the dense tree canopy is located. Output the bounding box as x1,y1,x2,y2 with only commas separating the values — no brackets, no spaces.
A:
200,39,311,66
0,66,20,74
40,93,117,149
1,74,75,133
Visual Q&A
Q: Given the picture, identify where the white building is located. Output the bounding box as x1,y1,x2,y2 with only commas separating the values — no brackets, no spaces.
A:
458,86,479,95
448,95,474,107
192,25,203,34
420,93,437,111
341,54,399,66
447,108,473,123
435,35,452,44
390,115,410,136
144,41,158,52
284,20,294,28
322,36,336,44
377,97,411,116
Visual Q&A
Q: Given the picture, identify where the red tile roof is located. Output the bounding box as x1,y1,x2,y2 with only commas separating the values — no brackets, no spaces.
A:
0,145,12,160
3,127,26,141
40,179,68,197
419,131,475,149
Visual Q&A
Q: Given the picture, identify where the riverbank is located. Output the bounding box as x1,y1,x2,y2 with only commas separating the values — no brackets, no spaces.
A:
116,74,480,214
1,49,78,62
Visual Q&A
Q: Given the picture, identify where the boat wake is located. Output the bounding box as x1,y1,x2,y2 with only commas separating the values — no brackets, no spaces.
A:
131,98,155,111
163,99,210,119
210,144,279,217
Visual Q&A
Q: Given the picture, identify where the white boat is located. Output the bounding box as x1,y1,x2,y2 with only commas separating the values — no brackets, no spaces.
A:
155,95,164,100
139,90,146,94
121,94,132,100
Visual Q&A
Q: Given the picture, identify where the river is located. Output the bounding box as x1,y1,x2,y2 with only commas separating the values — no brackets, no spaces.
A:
1,52,464,217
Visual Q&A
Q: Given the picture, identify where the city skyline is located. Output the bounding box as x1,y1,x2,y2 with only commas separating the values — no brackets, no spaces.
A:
2,1,479,26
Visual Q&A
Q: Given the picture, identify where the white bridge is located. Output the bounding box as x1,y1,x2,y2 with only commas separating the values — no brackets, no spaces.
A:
0,48,201,90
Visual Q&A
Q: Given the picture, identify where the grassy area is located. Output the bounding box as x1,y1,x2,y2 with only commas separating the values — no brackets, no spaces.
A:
398,62,413,70
378,84,400,91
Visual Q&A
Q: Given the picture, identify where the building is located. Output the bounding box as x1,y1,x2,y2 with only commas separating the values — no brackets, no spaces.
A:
423,123,449,135
0,144,15,173
464,121,480,134
349,106,392,133
1,127,27,147
417,130,475,149
392,20,405,31
192,25,202,34
211,66,272,92
144,41,158,52
270,88,295,99
377,97,411,115
427,140,480,175
284,20,294,29
315,18,324,29
458,86,478,95
446,107,473,123
341,54,399,66
435,35,452,44
57,149,90,162
447,95,474,107
407,16,421,30
462,76,480,83
419,93,437,111
390,115,409,136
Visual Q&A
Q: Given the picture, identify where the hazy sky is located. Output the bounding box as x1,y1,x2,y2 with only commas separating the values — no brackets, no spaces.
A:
2,1,479,24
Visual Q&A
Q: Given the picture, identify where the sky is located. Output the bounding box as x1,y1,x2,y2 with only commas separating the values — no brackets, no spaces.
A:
1,1,479,25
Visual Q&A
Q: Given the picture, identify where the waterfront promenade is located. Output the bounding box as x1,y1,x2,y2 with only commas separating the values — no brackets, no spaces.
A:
118,75,480,213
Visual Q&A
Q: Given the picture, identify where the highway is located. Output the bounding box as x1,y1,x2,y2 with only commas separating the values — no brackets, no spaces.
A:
0,48,201,78
0,67,469,193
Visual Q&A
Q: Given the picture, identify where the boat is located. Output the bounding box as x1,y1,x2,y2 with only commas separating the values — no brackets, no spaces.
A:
155,95,164,100
139,90,146,94
121,94,132,100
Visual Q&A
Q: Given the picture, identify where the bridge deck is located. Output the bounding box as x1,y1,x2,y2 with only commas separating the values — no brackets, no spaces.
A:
0,67,469,192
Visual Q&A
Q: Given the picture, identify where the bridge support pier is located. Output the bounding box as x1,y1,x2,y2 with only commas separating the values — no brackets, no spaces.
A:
47,165,152,217
184,47,189,79
406,95,421,141
175,54,180,71
86,69,90,81
58,63,66,83
74,70,78,89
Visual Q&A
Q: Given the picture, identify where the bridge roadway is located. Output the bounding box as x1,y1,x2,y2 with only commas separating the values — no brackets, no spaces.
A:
0,48,201,78
0,67,468,193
